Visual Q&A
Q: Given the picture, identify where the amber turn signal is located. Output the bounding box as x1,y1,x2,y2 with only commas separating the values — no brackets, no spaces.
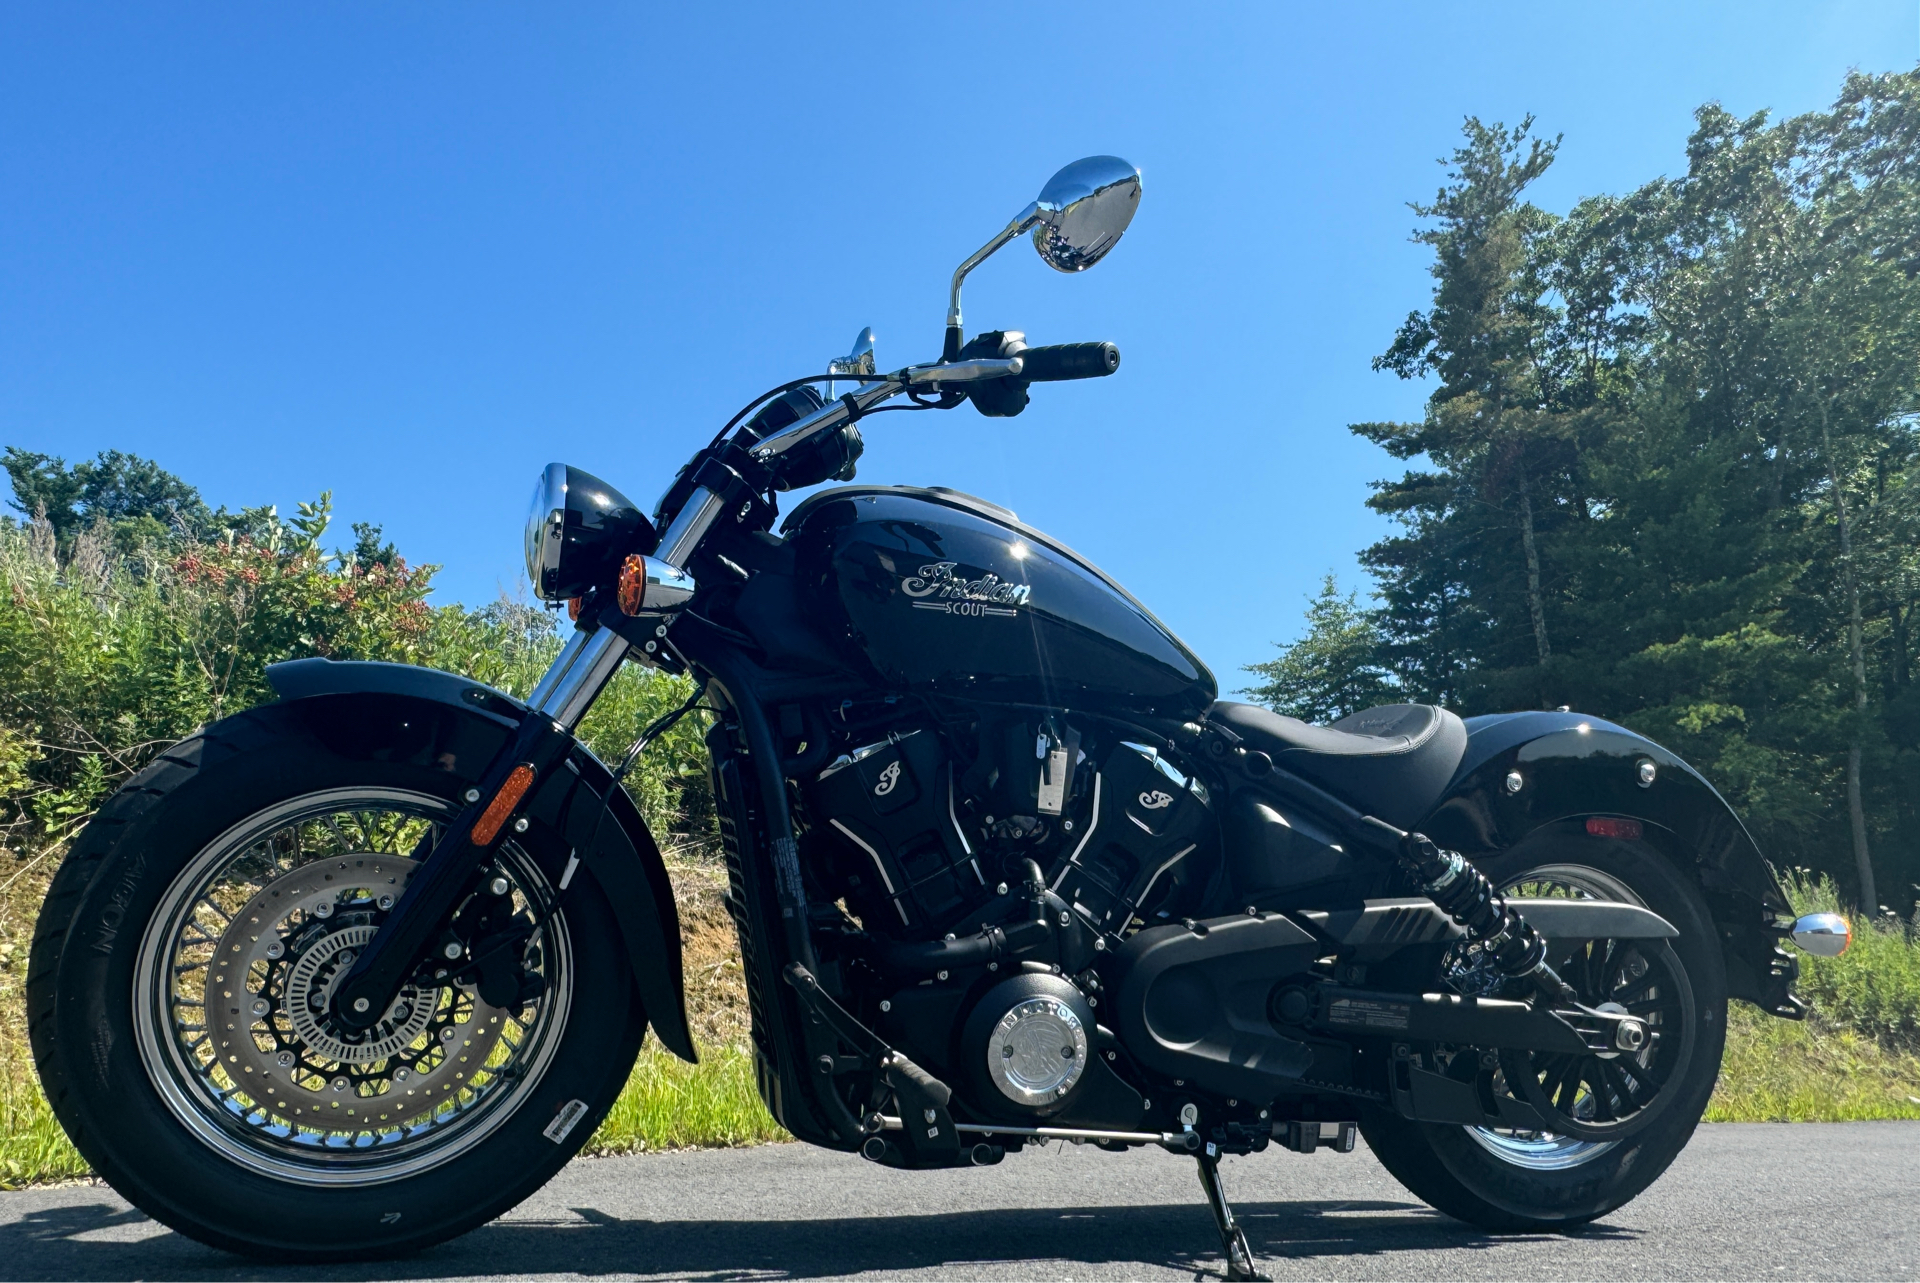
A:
617,556,647,615
617,554,698,616
471,764,536,845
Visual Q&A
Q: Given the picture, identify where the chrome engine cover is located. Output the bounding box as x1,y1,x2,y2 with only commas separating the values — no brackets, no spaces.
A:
961,973,1097,1115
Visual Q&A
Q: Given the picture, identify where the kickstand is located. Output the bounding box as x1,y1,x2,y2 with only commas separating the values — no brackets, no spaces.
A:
1195,1149,1265,1282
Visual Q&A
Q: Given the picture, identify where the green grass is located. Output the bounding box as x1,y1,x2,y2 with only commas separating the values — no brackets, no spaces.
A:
1707,1002,1920,1122
0,1039,784,1190
584,1044,787,1156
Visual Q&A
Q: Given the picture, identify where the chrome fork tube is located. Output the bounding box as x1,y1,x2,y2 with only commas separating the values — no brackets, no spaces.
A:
656,486,725,567
534,626,630,731
527,625,593,711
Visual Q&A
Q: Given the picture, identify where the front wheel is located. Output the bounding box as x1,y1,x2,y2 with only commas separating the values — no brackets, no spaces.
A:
27,702,646,1259
1360,831,1728,1230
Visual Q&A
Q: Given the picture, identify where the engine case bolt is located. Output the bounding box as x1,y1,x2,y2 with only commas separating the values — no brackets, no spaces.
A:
465,788,481,803
443,942,463,959
996,883,1008,896
489,876,511,896
878,1000,891,1013
513,817,529,833
352,997,370,1013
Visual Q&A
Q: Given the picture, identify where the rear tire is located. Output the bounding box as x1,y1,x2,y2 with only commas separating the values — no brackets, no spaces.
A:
1361,833,1727,1231
27,701,646,1260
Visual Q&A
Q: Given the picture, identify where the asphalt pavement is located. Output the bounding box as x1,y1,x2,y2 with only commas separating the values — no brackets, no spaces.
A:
0,1121,1911,1280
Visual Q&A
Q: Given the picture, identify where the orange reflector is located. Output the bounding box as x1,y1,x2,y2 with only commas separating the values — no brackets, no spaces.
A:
472,764,536,845
567,596,584,622
1586,816,1642,841
617,554,648,615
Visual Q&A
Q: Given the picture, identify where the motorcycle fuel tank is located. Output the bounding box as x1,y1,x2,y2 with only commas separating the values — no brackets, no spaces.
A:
783,487,1215,717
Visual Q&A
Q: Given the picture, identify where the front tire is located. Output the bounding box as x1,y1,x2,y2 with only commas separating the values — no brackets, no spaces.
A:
27,701,646,1259
1360,832,1728,1231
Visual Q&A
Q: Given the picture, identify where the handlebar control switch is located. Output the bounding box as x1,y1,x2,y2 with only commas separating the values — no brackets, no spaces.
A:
958,331,1033,418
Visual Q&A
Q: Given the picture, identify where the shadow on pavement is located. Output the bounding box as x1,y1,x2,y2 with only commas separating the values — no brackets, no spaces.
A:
0,1196,1637,1281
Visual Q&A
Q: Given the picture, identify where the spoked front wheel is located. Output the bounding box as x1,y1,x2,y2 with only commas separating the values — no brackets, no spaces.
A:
1360,831,1728,1230
28,701,646,1259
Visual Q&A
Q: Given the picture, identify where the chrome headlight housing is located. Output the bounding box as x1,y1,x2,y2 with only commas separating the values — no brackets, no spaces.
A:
523,462,653,601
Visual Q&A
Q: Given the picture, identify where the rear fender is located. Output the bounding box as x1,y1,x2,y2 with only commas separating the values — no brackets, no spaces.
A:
265,658,697,1061
1419,710,1800,1016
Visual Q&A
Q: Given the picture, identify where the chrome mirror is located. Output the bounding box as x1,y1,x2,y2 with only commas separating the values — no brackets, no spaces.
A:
829,327,876,378
943,155,1142,360
826,326,876,400
1789,912,1851,957
1030,156,1142,273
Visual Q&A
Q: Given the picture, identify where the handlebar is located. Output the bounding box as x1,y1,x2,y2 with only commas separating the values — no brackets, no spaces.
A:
1016,341,1120,382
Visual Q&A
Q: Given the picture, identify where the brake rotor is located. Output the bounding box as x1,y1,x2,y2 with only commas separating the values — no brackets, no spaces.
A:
207,855,510,1130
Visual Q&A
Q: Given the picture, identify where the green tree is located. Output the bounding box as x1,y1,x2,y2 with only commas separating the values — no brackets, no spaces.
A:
1243,574,1398,723
2,448,214,547
1350,70,1920,910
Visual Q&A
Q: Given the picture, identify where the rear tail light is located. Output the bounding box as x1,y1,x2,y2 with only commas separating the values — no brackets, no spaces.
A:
1586,816,1643,841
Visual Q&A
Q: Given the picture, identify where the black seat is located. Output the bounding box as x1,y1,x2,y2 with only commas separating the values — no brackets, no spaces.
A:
1207,702,1468,830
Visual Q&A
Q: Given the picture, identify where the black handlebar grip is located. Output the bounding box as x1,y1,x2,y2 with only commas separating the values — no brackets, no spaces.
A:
1017,341,1120,382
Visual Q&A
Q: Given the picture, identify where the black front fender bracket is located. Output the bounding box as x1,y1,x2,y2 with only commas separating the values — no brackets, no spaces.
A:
265,657,697,1062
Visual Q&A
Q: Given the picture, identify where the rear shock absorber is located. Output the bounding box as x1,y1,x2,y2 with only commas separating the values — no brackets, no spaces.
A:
1399,832,1577,1005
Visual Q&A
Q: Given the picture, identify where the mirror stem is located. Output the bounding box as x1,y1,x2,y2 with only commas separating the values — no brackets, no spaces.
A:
946,201,1040,362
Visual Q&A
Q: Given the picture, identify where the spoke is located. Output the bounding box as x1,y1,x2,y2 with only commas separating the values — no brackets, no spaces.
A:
1585,938,1612,1001
1606,1059,1653,1109
1586,1059,1617,1120
322,815,355,855
1537,1055,1575,1107
1612,966,1661,1007
196,896,234,925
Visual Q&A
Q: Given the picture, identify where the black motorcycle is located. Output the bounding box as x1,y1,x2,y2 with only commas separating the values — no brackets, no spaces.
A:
29,156,1849,1278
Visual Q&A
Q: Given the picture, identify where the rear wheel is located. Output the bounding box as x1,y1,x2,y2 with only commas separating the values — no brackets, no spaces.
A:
28,702,646,1259
1360,833,1727,1230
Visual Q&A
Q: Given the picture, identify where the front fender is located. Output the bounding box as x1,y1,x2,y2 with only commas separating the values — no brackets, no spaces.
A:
265,658,697,1061
1420,710,1800,1015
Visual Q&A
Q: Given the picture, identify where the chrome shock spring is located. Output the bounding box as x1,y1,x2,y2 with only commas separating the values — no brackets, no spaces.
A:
1399,832,1576,1004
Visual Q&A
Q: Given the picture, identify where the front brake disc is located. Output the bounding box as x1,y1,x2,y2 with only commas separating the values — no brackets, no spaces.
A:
207,856,509,1132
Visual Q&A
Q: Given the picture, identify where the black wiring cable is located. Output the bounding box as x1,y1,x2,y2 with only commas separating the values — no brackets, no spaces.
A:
704,372,901,449
613,683,717,783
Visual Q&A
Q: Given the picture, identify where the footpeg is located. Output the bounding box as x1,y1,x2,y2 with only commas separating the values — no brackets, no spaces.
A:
1279,1120,1357,1154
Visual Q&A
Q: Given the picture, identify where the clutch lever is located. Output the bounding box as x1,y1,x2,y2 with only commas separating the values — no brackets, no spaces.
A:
904,356,1025,386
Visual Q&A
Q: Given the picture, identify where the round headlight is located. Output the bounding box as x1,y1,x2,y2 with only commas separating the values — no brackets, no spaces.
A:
523,462,654,601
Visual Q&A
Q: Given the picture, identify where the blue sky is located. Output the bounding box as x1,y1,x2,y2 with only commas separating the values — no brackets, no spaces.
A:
3,3,1915,687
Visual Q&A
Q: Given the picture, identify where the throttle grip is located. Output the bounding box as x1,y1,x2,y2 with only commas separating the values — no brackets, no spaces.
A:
1017,342,1120,382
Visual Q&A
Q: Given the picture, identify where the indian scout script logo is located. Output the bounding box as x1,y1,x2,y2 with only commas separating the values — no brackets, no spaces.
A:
900,561,1031,618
